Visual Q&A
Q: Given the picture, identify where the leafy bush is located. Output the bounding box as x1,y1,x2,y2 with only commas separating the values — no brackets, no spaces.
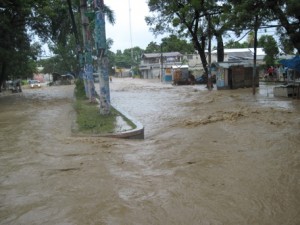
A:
73,78,136,134
74,79,86,99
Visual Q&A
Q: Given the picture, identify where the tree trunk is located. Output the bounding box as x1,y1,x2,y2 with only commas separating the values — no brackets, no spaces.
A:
79,0,89,99
272,5,300,54
216,34,224,62
0,62,6,92
192,34,209,76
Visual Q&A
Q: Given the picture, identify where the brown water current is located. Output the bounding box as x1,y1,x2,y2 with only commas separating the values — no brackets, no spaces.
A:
1,79,300,225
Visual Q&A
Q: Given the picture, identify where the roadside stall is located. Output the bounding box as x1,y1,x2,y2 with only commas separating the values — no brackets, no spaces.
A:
170,65,190,85
275,56,300,98
213,62,259,90
162,65,189,83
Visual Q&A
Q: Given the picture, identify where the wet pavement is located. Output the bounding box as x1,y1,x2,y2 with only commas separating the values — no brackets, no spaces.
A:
1,79,300,225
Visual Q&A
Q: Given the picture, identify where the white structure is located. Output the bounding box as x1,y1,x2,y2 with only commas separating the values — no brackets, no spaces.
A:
211,48,266,63
139,48,267,79
183,53,204,72
139,52,184,79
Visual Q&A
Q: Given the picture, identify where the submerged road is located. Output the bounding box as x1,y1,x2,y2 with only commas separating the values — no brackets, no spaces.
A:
1,79,300,225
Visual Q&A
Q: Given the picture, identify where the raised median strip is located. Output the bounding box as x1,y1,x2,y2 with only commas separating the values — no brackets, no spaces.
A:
71,96,144,139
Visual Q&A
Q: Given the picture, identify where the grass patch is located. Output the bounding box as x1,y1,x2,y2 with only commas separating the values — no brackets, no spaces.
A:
74,79,136,134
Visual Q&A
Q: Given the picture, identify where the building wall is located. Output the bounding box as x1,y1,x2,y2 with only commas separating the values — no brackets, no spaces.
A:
140,49,265,80
231,66,259,89
183,54,203,70
216,65,259,90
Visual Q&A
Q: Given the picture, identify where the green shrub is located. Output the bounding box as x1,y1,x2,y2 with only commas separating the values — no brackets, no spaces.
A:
73,78,136,134
75,99,117,133
74,79,86,99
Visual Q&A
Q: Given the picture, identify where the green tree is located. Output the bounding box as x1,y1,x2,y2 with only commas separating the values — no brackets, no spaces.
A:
106,38,116,75
0,0,83,91
39,36,78,75
146,0,224,76
0,0,41,90
114,50,131,69
247,31,255,48
265,0,300,54
123,47,143,65
39,57,57,75
258,35,279,66
209,1,234,62
160,35,194,54
226,0,273,55
145,41,160,53
224,39,248,48
278,34,295,55
228,0,300,54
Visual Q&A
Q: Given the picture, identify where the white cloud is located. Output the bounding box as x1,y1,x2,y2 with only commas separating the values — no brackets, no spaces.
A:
105,0,165,52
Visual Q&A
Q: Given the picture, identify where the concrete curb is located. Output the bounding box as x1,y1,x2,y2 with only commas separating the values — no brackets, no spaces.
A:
105,104,144,139
71,97,144,139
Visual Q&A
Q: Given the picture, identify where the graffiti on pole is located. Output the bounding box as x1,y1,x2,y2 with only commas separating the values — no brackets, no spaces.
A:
101,57,110,102
84,63,95,102
94,0,111,114
95,11,106,53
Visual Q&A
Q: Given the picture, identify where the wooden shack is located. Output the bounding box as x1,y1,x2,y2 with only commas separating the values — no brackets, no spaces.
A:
162,65,189,83
213,62,259,90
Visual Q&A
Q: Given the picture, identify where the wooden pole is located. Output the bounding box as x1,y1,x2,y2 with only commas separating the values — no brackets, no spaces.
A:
252,15,258,95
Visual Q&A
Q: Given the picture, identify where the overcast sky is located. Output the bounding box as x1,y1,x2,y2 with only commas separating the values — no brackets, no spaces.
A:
105,0,165,52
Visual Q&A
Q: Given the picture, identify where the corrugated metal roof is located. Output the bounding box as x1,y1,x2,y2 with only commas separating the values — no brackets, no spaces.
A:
171,65,189,69
212,48,266,56
213,61,254,69
142,52,183,58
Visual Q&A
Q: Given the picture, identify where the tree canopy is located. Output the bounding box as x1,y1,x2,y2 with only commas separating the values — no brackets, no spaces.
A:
146,0,233,75
1,0,299,91
258,35,279,66
0,0,39,89
145,35,194,54
145,0,300,75
0,0,78,90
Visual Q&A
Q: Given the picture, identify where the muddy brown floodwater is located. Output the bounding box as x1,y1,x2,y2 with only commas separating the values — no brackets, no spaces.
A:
1,78,300,225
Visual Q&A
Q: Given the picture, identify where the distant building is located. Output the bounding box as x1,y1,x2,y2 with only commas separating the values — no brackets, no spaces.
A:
211,48,266,64
139,52,184,79
182,53,204,73
139,48,267,80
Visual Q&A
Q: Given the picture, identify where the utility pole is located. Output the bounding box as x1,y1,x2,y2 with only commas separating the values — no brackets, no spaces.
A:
160,44,164,82
252,15,258,95
128,0,134,77
94,0,110,114
128,0,133,61
80,0,96,101
207,14,212,91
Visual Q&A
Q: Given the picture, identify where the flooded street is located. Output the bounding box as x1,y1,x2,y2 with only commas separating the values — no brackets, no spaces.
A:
1,78,300,225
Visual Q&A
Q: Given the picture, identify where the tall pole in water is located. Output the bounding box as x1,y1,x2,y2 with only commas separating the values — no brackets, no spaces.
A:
128,0,133,60
80,0,96,101
94,0,110,114
160,43,164,82
128,0,134,77
252,15,258,95
208,13,212,91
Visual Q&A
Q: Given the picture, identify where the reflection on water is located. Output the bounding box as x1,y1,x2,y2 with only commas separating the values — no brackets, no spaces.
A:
256,83,298,110
1,81,300,225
